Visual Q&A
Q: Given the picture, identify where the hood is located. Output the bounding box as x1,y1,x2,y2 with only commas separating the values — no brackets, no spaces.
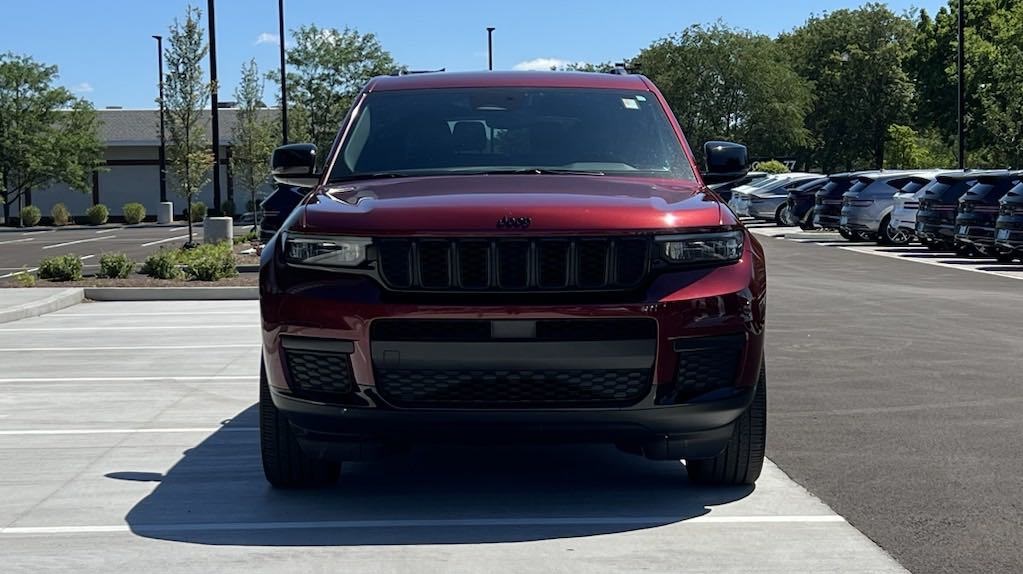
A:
295,175,728,236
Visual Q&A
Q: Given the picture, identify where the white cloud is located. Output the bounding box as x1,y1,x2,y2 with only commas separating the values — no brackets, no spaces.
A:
255,32,280,46
71,82,94,94
512,58,582,71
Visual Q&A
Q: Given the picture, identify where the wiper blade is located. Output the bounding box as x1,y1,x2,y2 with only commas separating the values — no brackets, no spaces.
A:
327,172,418,183
463,168,606,176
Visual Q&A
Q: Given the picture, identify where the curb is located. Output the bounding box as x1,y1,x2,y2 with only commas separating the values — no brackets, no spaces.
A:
0,288,86,324
83,287,258,301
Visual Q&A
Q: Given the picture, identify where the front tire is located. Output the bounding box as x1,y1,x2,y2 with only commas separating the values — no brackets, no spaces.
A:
775,204,790,226
877,215,910,246
839,228,862,241
686,368,766,486
260,361,341,488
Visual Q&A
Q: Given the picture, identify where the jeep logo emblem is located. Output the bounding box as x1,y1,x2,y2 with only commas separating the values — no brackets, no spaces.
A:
497,216,532,229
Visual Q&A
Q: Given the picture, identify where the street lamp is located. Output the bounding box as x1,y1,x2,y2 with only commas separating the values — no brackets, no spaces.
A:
487,27,495,70
207,0,223,213
957,0,966,169
152,35,167,204
279,0,288,145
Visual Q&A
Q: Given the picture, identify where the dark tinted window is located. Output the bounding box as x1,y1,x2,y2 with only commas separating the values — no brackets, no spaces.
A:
820,179,855,195
964,178,1018,201
328,87,695,181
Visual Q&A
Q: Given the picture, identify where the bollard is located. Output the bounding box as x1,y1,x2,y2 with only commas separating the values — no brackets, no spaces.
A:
203,216,234,244
157,202,174,224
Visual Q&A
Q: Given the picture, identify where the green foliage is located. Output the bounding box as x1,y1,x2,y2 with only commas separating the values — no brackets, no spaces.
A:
234,228,258,244
38,254,82,281
20,205,41,226
179,242,237,281
163,6,214,245
884,124,956,169
636,23,811,166
232,59,276,221
755,160,790,174
50,203,71,226
270,25,401,155
85,203,109,225
0,53,104,215
122,202,146,224
141,248,182,280
98,253,134,279
190,201,206,222
13,268,35,287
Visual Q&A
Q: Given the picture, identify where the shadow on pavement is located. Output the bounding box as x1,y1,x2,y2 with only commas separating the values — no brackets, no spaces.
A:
114,405,753,546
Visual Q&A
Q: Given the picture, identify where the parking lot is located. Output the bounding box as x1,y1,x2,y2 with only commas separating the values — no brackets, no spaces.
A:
0,234,1020,573
0,224,252,279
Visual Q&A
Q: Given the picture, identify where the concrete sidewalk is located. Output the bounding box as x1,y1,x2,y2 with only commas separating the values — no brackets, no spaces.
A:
0,288,84,324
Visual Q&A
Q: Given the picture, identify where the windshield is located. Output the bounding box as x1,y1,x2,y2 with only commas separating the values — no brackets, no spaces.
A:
327,87,696,182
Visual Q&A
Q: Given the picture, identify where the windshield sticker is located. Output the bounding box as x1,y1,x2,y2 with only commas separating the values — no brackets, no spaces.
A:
622,98,640,110
635,95,647,101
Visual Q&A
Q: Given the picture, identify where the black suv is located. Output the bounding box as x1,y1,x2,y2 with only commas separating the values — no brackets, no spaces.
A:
916,171,1002,251
814,172,870,239
995,180,1023,262
956,172,1022,256
785,177,828,228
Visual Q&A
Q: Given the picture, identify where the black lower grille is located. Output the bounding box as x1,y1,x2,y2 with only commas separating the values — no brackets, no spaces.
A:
376,368,651,408
659,334,745,404
370,318,656,342
375,237,650,292
285,350,354,397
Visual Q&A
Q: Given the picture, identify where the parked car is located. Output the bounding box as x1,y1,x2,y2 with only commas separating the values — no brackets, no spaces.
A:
259,71,768,489
744,171,822,224
839,171,937,244
955,171,1021,256
258,183,308,243
785,177,829,229
916,171,1004,251
994,179,1023,262
814,172,878,239
709,171,768,203
889,173,945,241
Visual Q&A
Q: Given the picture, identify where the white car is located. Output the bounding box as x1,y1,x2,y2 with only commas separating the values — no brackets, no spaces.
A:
728,173,821,223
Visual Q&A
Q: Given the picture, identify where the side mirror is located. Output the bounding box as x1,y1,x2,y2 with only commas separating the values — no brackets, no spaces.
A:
271,144,319,188
702,141,750,185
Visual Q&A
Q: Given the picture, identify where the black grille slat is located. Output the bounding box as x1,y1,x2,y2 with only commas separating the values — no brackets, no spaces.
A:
538,241,570,288
378,240,413,288
660,334,745,404
285,350,354,397
577,240,609,287
418,241,452,288
497,241,530,288
615,239,649,285
376,368,651,408
457,241,491,288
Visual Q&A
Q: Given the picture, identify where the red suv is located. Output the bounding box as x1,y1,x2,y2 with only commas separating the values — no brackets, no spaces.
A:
259,71,767,488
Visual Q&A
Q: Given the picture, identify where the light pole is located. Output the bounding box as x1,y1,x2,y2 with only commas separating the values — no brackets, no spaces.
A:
487,27,495,70
207,0,223,213
957,0,966,170
152,35,167,204
279,0,288,145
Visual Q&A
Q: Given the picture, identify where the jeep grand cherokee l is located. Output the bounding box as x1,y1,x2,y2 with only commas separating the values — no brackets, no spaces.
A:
259,71,767,488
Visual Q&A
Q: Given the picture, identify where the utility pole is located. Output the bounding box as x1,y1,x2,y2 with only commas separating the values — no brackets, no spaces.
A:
207,0,222,213
487,27,495,71
957,0,966,170
153,35,168,203
279,0,289,145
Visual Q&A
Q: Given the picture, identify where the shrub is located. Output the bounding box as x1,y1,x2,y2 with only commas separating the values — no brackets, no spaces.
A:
141,249,182,280
51,203,71,226
14,269,36,287
755,160,790,174
20,205,42,227
99,253,134,278
233,229,258,244
221,199,236,217
122,202,146,225
190,202,207,222
180,242,237,282
86,204,109,225
38,254,83,281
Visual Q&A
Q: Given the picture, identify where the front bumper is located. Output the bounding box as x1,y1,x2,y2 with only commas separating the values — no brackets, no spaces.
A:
259,233,767,458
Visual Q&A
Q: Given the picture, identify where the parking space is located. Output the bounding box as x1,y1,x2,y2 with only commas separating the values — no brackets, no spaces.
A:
0,301,905,573
0,224,254,278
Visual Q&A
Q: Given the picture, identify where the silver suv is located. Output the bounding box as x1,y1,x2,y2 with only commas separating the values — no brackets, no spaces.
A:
839,171,939,244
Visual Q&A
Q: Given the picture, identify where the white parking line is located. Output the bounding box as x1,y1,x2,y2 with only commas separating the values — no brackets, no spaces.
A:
0,325,247,332
41,236,114,250
95,228,121,234
0,267,38,279
141,235,188,247
0,237,35,246
55,311,257,317
0,344,259,352
0,515,847,536
79,255,95,261
0,427,257,436
0,376,253,383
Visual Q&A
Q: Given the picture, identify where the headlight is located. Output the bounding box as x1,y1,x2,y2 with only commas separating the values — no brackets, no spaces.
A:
284,234,372,268
656,230,744,263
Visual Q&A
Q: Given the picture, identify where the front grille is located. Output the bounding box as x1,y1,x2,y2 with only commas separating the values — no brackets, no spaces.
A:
658,334,745,404
284,350,354,397
375,237,650,291
371,318,657,342
376,368,651,408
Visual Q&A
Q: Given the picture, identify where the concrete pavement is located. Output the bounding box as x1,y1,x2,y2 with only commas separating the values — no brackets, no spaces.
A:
0,301,905,573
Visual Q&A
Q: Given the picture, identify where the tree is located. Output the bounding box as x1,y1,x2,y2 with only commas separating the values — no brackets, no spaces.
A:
780,4,916,172
163,5,213,247
231,59,276,228
884,124,955,169
270,25,401,156
755,160,790,174
0,53,103,224
635,23,811,166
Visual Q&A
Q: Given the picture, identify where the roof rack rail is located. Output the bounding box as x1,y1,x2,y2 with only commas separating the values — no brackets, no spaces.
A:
395,68,445,76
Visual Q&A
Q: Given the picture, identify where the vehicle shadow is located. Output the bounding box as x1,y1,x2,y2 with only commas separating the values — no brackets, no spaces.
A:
114,405,754,546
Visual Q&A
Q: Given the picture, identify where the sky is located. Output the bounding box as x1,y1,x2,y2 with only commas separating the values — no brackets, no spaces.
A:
0,0,949,109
